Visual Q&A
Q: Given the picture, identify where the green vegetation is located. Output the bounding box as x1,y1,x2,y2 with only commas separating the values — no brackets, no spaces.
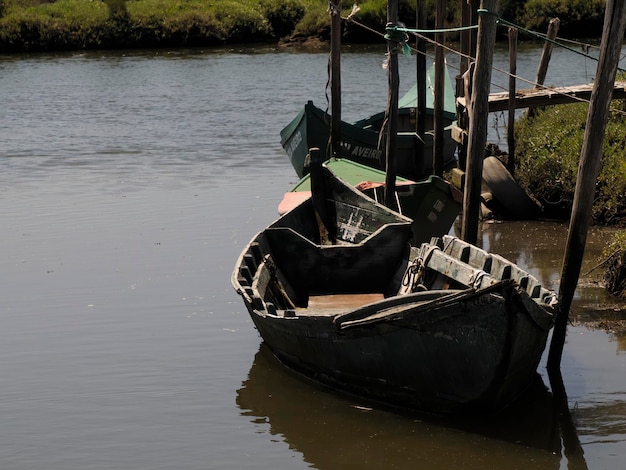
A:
0,0,609,52
518,0,605,37
0,0,306,51
514,97,626,226
602,231,626,298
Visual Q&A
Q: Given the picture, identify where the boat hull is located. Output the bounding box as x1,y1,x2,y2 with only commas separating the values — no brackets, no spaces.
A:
241,282,550,415
280,101,457,180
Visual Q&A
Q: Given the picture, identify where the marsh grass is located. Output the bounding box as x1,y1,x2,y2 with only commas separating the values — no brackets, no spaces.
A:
0,0,608,52
515,98,626,225
0,0,306,50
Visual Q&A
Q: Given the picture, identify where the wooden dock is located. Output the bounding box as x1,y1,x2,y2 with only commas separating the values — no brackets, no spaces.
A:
457,81,626,113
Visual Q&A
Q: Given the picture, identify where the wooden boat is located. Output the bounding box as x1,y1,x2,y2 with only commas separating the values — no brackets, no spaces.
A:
277,157,462,246
280,66,458,180
232,163,557,415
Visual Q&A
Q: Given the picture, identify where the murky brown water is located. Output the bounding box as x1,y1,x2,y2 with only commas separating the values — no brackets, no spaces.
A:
1,44,625,469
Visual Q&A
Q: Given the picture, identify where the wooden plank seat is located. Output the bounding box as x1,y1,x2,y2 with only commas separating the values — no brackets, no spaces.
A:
306,293,385,316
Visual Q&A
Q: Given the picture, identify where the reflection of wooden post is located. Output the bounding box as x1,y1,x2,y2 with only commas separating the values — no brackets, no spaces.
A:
529,18,559,117
461,0,498,245
330,0,342,157
507,27,518,176
547,367,588,469
547,0,626,371
433,0,446,176
384,0,399,211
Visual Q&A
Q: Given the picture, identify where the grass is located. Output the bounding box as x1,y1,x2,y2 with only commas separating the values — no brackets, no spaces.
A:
0,0,307,51
0,0,608,52
515,96,626,225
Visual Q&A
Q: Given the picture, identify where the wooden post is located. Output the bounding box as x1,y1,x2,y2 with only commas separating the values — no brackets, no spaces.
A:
456,0,477,170
547,0,626,371
310,148,337,244
535,18,560,88
460,0,478,74
529,17,559,117
460,0,498,245
433,0,446,176
384,0,399,211
330,0,342,158
416,1,426,164
507,27,518,176
460,0,472,76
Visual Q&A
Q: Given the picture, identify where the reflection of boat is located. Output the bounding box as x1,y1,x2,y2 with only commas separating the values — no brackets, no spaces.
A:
277,157,462,245
280,66,458,180
236,344,562,469
231,161,558,415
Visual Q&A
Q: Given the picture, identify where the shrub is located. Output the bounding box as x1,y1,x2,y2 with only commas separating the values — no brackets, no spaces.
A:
0,0,107,50
515,98,626,225
261,0,304,38
521,0,605,37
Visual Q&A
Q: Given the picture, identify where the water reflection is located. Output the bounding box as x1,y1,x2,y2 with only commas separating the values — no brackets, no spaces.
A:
237,345,579,469
471,220,626,328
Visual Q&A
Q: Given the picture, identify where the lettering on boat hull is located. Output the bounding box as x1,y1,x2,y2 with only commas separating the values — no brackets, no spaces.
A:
287,130,303,158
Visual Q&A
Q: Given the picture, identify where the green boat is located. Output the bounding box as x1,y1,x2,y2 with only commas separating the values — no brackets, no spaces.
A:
278,158,462,246
280,65,458,180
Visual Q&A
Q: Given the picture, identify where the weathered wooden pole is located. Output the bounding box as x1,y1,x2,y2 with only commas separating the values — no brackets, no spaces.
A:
547,0,626,371
460,0,498,245
456,0,477,169
535,18,560,89
460,1,472,76
433,0,446,176
330,0,342,158
415,0,426,163
384,0,399,211
460,0,478,75
507,27,518,176
529,17,559,117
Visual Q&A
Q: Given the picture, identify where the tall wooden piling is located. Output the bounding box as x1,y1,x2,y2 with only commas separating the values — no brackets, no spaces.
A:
507,27,518,175
415,1,426,163
528,18,559,117
461,0,498,245
433,0,446,176
547,0,626,371
330,0,342,158
384,0,399,211
460,0,477,76
535,18,560,89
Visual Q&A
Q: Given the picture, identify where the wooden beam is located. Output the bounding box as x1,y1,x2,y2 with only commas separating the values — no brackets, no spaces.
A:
459,0,472,75
529,17,560,117
433,0,446,177
456,81,626,113
384,0,399,211
461,0,498,245
547,0,626,371
535,18,560,89
507,27,518,176
415,0,426,162
330,0,342,158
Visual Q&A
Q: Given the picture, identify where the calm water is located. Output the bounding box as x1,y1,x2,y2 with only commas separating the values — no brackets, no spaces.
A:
1,42,625,469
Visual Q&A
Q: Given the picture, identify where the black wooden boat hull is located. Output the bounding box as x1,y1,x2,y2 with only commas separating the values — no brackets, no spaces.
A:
241,281,550,415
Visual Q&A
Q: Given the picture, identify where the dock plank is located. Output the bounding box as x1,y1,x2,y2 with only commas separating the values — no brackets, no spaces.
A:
456,81,626,113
